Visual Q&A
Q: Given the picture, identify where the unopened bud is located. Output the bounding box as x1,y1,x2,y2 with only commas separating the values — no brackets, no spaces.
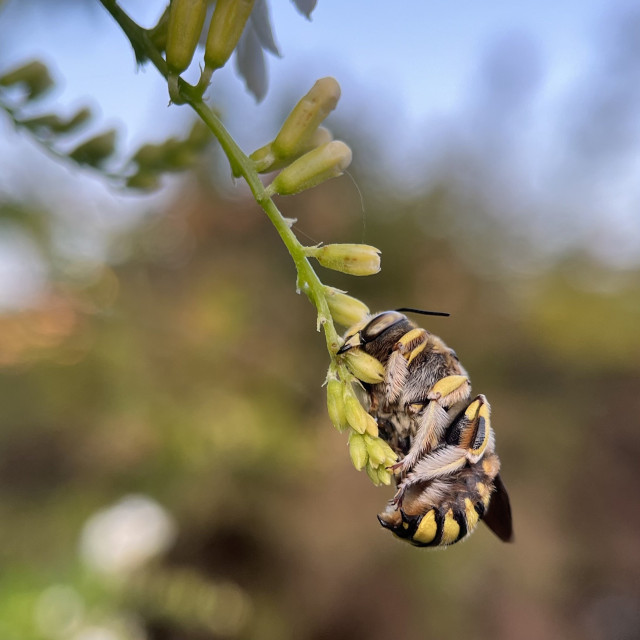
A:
366,462,382,486
324,287,369,327
149,6,171,52
377,467,393,485
63,107,92,133
267,141,351,196
343,387,377,436
326,377,348,432
0,60,53,100
348,432,368,471
364,435,388,467
381,440,398,466
204,0,255,71
251,127,334,174
21,107,91,135
272,78,341,159
343,350,385,385
310,243,381,276
126,171,162,191
69,130,117,167
166,0,208,73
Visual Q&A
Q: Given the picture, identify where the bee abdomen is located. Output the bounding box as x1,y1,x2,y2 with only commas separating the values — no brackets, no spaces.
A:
409,505,470,547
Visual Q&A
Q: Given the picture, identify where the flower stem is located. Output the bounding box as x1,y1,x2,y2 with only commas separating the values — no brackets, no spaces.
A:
97,0,342,355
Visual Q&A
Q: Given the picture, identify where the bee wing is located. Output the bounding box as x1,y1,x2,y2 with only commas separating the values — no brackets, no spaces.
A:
482,473,513,542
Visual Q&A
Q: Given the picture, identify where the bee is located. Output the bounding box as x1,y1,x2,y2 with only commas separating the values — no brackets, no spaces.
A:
338,309,513,547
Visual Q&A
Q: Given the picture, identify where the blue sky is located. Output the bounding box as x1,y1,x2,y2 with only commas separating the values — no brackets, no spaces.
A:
1,0,639,307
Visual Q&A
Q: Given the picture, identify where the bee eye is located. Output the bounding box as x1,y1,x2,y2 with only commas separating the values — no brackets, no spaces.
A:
361,311,406,342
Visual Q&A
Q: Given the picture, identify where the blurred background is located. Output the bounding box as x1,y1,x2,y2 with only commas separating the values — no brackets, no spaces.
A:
1,1,640,639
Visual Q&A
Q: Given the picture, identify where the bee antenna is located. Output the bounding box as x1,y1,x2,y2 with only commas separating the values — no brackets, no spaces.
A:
396,307,450,318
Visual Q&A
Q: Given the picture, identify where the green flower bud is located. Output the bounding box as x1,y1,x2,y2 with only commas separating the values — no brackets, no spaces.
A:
166,0,208,73
249,142,276,173
204,0,255,71
343,350,385,385
365,462,382,486
343,387,377,436
272,78,341,159
379,439,398,466
364,435,388,467
62,107,92,133
21,107,91,135
364,416,379,438
126,170,162,191
0,60,53,100
348,432,368,471
326,377,348,432
251,127,334,174
267,141,352,196
311,244,381,276
324,287,369,327
377,467,393,486
69,129,117,167
149,6,171,53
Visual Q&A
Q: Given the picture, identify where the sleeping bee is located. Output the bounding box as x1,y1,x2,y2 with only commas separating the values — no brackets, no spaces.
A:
338,309,513,547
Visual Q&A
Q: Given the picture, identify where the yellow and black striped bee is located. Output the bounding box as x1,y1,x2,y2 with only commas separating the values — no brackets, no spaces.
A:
338,309,513,547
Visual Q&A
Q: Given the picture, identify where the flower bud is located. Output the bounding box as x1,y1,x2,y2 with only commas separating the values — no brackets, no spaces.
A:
267,141,351,196
366,462,382,486
126,171,162,191
69,130,117,167
62,107,92,133
272,78,341,159
326,377,348,432
21,107,91,136
204,0,255,71
0,60,53,100
251,127,333,174
166,0,208,73
311,244,381,276
377,467,393,485
364,435,388,467
343,387,377,436
324,287,369,327
380,440,398,466
343,350,385,385
149,6,171,52
348,432,368,471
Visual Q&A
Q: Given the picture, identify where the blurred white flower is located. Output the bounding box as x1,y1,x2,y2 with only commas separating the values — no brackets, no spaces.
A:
79,495,176,576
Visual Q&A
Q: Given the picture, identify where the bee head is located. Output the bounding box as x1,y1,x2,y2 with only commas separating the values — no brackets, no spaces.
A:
338,311,409,354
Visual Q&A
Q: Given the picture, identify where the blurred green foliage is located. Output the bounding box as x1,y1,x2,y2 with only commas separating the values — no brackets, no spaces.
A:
1,129,640,640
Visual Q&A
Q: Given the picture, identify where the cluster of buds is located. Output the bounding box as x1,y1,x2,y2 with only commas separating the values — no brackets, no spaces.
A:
164,0,256,99
323,290,397,485
163,11,390,487
126,121,212,190
326,370,397,486
250,77,353,197
0,60,117,170
0,60,53,100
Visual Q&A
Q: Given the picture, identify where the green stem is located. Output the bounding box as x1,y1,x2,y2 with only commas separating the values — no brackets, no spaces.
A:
97,0,342,355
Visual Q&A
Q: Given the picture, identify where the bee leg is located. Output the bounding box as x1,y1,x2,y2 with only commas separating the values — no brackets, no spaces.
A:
393,444,468,504
390,374,471,475
446,394,494,463
385,328,430,403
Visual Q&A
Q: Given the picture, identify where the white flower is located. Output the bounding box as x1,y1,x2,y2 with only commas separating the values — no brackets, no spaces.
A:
79,495,176,576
